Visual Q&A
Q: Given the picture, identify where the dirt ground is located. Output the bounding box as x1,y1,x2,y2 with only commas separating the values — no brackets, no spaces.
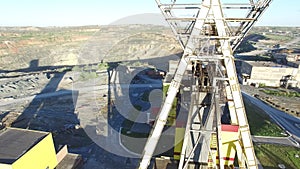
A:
241,85,300,117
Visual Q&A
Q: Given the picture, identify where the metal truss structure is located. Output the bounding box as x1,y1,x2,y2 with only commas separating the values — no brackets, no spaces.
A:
139,0,272,169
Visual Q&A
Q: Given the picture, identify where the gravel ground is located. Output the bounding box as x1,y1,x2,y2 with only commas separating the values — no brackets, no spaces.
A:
241,85,300,117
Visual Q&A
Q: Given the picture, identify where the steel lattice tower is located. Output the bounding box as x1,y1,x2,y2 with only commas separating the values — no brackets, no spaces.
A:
139,0,272,169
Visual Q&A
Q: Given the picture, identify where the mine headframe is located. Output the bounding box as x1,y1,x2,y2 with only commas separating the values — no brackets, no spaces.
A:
139,1,273,169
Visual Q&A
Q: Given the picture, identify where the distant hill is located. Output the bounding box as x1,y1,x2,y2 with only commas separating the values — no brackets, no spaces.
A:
109,13,168,26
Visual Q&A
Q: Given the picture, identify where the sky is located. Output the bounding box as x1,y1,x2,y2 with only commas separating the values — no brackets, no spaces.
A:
0,0,299,27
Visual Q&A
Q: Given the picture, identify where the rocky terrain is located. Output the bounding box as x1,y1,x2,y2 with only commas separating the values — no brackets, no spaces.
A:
0,25,181,69
0,24,182,168
241,85,300,117
0,24,181,98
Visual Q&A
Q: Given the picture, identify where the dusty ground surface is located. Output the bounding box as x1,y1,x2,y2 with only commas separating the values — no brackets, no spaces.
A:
0,25,181,168
0,67,142,168
241,85,300,117
0,25,181,70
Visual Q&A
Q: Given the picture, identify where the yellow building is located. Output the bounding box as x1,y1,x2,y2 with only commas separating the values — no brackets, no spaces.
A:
0,128,58,169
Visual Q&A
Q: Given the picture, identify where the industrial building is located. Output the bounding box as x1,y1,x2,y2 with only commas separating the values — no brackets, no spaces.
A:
0,128,58,169
239,60,300,87
0,127,83,169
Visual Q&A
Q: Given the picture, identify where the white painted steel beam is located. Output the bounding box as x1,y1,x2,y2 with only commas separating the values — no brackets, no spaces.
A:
139,1,272,168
